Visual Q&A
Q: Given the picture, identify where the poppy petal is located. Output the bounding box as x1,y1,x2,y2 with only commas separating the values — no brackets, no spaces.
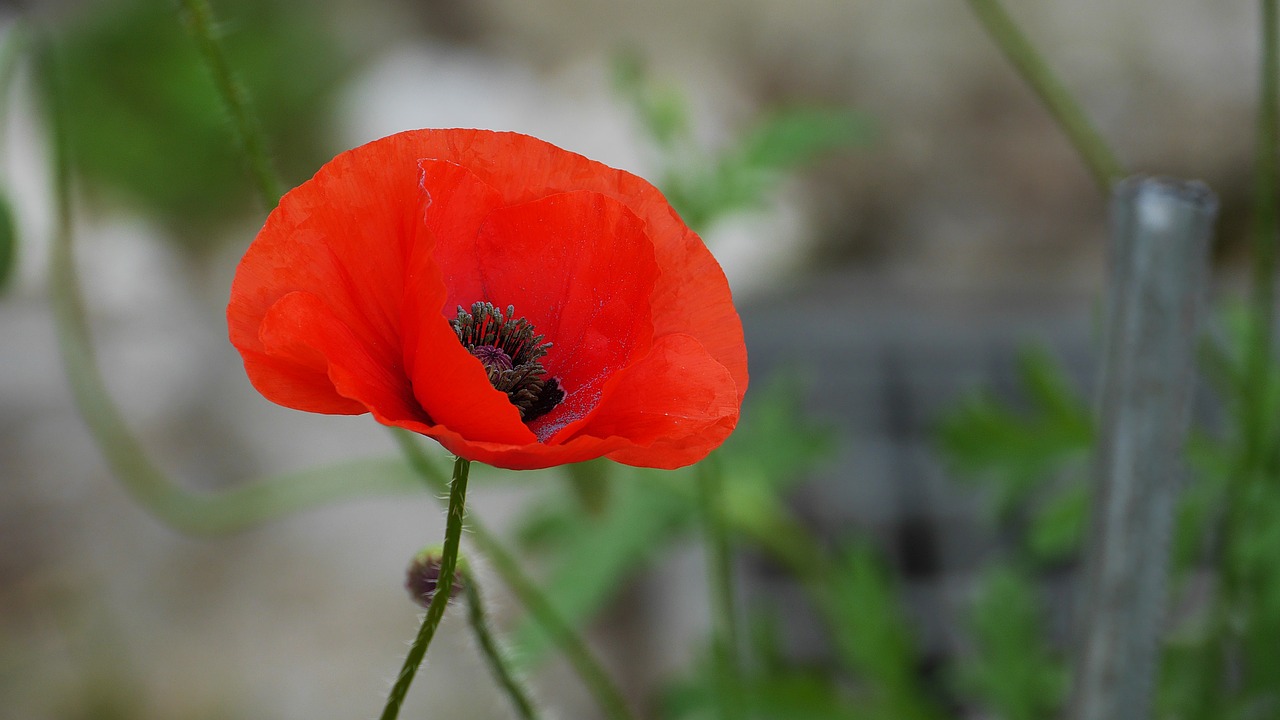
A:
257,291,426,424
229,129,747,470
604,414,739,469
392,130,749,404
416,158,506,311
582,333,739,469
239,349,366,414
227,134,430,397
418,426,631,471
401,230,537,445
646,226,749,405
458,190,659,441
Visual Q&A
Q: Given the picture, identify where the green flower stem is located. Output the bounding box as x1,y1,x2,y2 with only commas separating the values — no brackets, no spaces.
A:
380,456,471,720
459,564,543,720
0,24,27,148
695,456,744,720
646,472,859,674
178,0,285,207
963,0,1125,192
1244,0,1280,473
390,429,638,720
565,458,612,515
1192,4,1280,716
40,36,422,534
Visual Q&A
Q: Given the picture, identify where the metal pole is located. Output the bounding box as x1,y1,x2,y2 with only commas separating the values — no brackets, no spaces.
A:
1071,176,1218,720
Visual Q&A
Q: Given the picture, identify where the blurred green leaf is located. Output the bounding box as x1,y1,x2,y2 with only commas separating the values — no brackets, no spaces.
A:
613,52,691,150
1172,432,1231,572
737,108,874,172
0,191,15,293
667,107,871,232
719,374,836,530
510,470,694,668
57,0,349,248
619,54,869,233
565,457,612,515
664,662,864,720
721,373,836,477
664,612,865,720
1025,482,1088,564
937,346,1092,516
824,543,945,720
956,566,1064,720
827,543,916,684
509,375,834,670
1229,482,1280,708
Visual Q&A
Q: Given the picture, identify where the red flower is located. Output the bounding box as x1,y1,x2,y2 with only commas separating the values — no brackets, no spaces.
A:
227,129,747,470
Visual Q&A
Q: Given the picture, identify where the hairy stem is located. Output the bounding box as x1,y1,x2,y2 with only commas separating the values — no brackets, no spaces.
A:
460,565,543,720
178,0,285,206
380,457,471,720
696,456,744,719
390,430,638,720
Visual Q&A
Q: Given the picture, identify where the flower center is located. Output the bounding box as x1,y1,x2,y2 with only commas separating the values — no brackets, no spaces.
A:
451,302,565,423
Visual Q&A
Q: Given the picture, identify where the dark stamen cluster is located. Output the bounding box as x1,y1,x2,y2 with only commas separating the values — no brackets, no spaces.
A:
451,302,564,423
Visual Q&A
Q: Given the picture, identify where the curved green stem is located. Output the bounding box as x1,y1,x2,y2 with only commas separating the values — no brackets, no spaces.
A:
963,0,1125,192
40,36,421,535
178,0,285,206
1191,3,1280,716
696,456,744,720
0,24,27,152
390,430,638,720
1244,0,1280,473
460,565,543,720
380,457,471,720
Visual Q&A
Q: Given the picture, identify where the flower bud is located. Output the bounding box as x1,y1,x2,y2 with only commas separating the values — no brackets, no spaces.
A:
405,546,464,608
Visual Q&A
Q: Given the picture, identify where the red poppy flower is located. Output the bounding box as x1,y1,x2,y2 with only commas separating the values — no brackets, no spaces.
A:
227,129,747,470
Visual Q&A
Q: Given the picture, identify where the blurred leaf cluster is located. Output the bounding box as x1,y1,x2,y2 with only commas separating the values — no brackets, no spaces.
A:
508,373,961,720
507,376,834,667
57,0,348,250
939,346,1093,565
936,306,1280,719
613,53,872,233
0,27,23,294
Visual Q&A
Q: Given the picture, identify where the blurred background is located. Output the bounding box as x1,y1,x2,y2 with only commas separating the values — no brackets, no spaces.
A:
0,0,1261,718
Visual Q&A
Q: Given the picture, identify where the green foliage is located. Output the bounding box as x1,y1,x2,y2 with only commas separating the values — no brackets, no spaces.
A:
663,650,863,720
1181,310,1280,717
938,346,1093,518
717,374,836,531
661,108,873,233
1229,480,1280,704
509,468,695,667
935,350,1080,718
0,191,15,293
956,567,1065,720
614,54,872,233
613,52,690,151
666,537,945,720
938,308,1280,720
508,376,835,670
824,543,945,720
937,347,1094,567
1172,431,1230,570
1024,482,1088,564
56,0,348,249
